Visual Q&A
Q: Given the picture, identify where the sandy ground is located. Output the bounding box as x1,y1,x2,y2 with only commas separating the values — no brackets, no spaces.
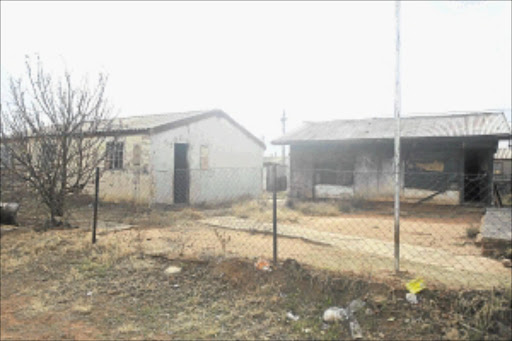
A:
200,216,504,273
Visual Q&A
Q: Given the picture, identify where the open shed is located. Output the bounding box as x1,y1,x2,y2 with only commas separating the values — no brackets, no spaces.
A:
272,112,511,205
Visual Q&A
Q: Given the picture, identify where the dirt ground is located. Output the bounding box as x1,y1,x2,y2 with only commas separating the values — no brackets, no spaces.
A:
1,227,511,340
41,197,508,290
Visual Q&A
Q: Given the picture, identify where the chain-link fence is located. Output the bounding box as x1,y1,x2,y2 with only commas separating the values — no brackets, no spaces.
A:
2,165,511,290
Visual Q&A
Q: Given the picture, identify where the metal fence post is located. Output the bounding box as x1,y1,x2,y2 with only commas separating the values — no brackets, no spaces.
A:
273,164,278,265
92,167,100,244
393,0,401,273
312,169,316,201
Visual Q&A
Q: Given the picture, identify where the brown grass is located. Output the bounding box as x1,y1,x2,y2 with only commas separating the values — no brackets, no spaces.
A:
2,225,511,340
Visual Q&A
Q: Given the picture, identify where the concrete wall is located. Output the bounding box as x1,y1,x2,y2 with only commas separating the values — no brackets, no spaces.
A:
85,134,153,204
150,115,264,205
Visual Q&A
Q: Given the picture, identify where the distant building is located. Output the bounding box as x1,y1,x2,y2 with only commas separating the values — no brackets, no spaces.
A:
493,147,512,201
494,148,512,181
273,112,511,205
88,110,265,205
262,156,288,192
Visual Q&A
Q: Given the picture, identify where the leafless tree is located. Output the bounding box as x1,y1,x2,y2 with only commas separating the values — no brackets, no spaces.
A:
1,56,113,226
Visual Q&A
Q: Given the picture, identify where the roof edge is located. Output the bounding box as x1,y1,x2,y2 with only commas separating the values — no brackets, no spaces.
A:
272,134,511,145
150,109,266,150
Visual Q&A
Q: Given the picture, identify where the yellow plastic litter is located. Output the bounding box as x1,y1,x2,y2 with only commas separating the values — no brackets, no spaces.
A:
406,278,425,294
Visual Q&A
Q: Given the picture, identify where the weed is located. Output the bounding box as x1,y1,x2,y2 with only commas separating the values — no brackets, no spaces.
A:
466,226,480,239
214,229,231,256
78,259,110,278
295,202,340,216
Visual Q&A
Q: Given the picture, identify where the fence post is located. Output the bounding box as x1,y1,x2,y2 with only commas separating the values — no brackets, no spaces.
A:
393,0,401,273
273,164,278,265
312,170,316,201
92,167,100,244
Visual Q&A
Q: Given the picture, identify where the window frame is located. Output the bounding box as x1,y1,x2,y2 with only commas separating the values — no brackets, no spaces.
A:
105,141,124,170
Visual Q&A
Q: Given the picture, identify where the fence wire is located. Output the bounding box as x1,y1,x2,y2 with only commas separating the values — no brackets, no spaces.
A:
2,165,511,290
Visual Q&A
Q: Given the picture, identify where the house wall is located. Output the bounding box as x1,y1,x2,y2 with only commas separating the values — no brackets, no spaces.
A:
150,115,264,205
85,134,153,204
288,140,491,205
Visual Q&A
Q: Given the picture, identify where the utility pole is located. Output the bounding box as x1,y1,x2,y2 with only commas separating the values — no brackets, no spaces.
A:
281,110,287,165
393,0,402,273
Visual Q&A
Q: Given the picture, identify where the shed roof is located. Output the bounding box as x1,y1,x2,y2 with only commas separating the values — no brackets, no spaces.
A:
110,109,265,149
272,112,511,145
495,148,512,160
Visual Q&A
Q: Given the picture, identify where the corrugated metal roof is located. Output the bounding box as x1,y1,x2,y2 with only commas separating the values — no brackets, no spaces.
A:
273,112,511,145
111,110,208,131
495,148,512,159
108,109,266,149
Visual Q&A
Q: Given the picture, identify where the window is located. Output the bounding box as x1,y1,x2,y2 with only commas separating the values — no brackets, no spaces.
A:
0,146,11,169
200,145,209,170
40,143,57,170
494,162,503,175
315,161,354,186
106,141,124,170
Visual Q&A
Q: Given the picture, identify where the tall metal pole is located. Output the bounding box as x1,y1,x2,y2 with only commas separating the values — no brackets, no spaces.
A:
281,110,287,165
393,0,402,273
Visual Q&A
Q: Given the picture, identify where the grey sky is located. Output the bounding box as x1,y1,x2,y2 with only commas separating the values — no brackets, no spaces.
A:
1,1,510,154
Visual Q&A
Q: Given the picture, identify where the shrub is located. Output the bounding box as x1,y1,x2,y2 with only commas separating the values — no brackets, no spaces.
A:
295,201,340,217
466,226,480,239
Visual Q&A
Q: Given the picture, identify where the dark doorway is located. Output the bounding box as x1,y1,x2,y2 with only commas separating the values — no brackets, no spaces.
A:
464,149,488,204
174,143,189,204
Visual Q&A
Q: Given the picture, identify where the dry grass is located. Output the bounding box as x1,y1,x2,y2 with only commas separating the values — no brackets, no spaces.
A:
71,302,92,315
231,199,301,223
120,207,205,226
2,224,511,340
117,323,140,334
294,201,341,216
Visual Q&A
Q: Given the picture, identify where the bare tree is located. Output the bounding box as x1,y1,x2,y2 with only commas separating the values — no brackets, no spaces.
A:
1,56,113,226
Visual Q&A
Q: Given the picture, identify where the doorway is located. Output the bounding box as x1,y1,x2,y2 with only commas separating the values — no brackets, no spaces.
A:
174,143,189,204
464,149,489,204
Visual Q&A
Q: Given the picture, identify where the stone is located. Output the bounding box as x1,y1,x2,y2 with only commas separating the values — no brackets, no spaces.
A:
474,233,483,245
502,259,512,268
0,202,19,226
406,293,418,304
323,307,348,323
164,266,182,275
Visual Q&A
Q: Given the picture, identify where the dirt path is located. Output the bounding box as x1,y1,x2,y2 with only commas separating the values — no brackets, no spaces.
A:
200,216,506,275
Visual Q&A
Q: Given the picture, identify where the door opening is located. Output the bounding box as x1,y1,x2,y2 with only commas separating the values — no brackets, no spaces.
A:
464,149,488,204
174,143,189,204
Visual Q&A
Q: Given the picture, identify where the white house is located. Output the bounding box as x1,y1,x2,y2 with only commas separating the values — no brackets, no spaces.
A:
94,109,265,205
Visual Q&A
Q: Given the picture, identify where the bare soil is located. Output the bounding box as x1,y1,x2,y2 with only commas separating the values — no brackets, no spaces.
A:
1,227,512,340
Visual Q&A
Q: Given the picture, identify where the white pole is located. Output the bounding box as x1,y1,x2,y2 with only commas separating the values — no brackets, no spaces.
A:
393,0,402,273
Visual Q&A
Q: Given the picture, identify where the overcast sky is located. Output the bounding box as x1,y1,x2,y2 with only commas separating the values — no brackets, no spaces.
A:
1,1,511,154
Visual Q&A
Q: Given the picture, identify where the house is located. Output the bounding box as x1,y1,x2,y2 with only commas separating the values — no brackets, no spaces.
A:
493,147,512,203
272,112,511,205
91,109,265,205
494,148,512,182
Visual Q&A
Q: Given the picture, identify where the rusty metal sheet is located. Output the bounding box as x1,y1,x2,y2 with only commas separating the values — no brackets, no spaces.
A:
273,112,511,144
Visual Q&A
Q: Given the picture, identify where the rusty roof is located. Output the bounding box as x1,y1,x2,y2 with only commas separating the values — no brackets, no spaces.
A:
272,112,511,145
495,148,512,159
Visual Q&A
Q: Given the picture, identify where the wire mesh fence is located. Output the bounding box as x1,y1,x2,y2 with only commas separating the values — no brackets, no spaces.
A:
1,165,511,290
